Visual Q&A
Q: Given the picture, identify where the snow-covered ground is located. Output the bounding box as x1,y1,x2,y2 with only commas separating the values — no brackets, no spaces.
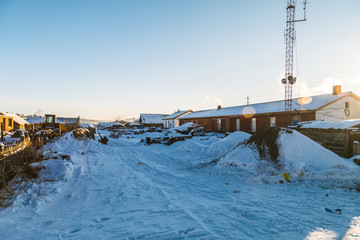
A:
0,129,360,239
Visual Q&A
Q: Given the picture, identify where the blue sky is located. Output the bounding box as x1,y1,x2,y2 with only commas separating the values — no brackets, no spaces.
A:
0,0,359,120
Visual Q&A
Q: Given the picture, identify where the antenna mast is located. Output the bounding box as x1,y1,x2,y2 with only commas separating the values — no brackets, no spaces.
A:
281,0,307,111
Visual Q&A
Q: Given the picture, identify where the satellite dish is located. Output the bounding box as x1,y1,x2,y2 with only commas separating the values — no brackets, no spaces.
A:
289,77,297,85
287,75,294,81
281,78,287,84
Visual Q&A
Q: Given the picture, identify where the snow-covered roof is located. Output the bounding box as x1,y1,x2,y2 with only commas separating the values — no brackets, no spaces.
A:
140,114,168,124
163,110,192,120
57,117,79,124
26,116,79,124
296,120,360,130
180,92,352,119
3,113,29,125
26,117,44,124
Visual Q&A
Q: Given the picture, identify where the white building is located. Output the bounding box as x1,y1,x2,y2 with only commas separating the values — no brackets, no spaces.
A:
163,110,192,128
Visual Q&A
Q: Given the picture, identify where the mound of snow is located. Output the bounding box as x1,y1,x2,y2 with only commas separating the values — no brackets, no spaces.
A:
218,128,360,184
172,131,251,157
173,139,208,153
206,131,251,157
277,129,357,176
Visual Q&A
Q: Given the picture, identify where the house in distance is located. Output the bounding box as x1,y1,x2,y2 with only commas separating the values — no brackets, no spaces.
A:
139,113,168,127
163,110,192,128
0,112,29,131
179,85,360,134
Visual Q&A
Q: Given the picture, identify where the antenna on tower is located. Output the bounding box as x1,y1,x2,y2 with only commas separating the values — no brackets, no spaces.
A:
246,96,250,105
281,0,307,111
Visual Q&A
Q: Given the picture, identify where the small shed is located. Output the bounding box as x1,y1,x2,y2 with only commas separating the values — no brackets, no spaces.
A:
291,120,360,158
0,113,14,132
3,113,29,129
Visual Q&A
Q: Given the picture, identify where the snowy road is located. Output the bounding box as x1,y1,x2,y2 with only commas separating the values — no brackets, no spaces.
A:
0,132,359,239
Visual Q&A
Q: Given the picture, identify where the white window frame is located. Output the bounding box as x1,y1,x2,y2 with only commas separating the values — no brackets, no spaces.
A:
217,119,221,131
270,117,276,127
236,119,240,131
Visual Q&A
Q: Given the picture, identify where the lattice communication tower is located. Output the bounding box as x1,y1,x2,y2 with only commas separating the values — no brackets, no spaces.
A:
281,0,307,111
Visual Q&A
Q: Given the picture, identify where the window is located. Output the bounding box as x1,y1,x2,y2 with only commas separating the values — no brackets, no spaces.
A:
293,115,301,126
47,116,53,123
251,118,256,133
217,119,221,131
270,117,276,127
293,115,301,122
8,119,12,127
345,102,349,108
236,119,240,131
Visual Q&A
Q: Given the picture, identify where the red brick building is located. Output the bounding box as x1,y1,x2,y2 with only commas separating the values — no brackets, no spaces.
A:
179,86,360,134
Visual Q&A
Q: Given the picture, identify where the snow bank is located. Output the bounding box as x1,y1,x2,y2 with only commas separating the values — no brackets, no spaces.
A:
277,129,355,175
173,131,251,158
173,139,208,153
206,131,251,157
12,132,97,209
218,128,360,184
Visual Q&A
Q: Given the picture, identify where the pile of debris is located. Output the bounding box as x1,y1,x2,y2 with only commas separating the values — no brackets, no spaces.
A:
174,122,205,136
246,127,282,164
72,128,94,140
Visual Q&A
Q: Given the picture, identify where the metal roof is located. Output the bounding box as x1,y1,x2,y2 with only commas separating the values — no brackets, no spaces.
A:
180,92,353,119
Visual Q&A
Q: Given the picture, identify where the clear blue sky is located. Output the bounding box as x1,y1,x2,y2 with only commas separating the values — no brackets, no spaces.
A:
0,0,359,120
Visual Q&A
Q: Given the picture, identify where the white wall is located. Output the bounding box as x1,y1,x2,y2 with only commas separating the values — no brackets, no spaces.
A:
164,120,176,128
316,95,360,121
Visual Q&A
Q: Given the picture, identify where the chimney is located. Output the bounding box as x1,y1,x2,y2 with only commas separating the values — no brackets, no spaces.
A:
333,85,341,95
217,105,221,110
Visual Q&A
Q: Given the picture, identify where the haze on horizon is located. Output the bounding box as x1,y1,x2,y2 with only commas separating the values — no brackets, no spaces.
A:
0,0,359,121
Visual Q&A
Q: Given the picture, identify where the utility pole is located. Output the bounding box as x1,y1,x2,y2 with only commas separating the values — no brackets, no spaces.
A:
281,0,307,111
246,96,250,105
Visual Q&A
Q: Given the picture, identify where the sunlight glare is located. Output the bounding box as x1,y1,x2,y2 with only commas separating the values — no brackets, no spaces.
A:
305,228,337,240
242,106,256,118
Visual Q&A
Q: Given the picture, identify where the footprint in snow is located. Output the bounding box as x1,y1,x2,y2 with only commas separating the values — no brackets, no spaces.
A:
177,227,196,235
68,227,81,234
94,217,111,223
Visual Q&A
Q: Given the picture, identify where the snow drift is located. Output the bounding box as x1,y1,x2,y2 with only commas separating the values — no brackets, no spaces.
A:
217,128,360,184
173,131,251,158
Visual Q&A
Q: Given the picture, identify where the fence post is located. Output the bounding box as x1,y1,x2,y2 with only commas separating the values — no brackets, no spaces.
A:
1,122,4,142
353,141,360,156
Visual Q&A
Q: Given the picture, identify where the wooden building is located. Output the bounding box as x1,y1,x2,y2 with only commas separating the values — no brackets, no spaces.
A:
139,113,168,127
0,113,14,132
290,120,360,158
0,112,29,132
179,86,360,134
4,113,29,129
163,110,192,128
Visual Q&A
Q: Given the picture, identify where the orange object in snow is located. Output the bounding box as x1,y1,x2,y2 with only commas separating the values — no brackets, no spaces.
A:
281,173,290,182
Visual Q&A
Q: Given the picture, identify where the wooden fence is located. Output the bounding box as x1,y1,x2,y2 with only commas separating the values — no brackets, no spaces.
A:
0,138,30,159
